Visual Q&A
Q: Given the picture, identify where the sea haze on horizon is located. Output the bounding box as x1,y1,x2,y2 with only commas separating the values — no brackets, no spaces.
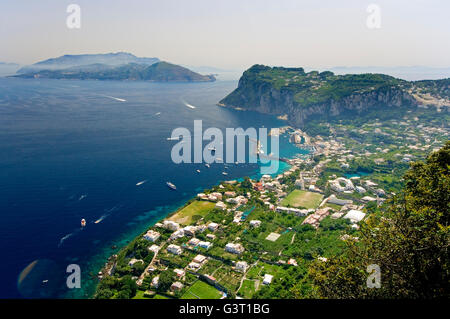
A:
0,78,303,298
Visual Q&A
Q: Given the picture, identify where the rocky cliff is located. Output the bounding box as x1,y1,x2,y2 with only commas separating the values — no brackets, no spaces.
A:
219,65,448,127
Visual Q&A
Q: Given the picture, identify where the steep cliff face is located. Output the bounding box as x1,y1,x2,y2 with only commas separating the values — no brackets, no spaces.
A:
219,65,423,127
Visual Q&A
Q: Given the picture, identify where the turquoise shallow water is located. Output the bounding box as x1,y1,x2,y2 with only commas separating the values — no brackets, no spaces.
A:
0,78,308,298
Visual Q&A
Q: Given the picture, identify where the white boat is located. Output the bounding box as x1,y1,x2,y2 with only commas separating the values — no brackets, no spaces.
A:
166,182,177,190
81,219,86,227
196,169,201,173
222,172,228,176
136,180,147,186
205,164,210,168
167,137,180,141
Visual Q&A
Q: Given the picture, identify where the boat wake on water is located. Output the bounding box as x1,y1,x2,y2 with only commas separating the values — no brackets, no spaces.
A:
58,233,74,247
136,180,147,186
94,214,108,224
99,94,127,102
181,99,196,109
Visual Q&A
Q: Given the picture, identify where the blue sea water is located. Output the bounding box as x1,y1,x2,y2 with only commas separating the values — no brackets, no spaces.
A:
0,78,307,298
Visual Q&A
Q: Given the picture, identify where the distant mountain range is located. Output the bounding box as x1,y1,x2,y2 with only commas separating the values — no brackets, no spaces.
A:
13,53,215,82
16,52,159,74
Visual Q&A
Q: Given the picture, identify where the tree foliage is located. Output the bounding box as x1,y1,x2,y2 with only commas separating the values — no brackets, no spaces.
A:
309,141,450,298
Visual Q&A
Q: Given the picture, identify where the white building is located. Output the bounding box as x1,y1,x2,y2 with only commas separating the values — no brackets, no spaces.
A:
128,258,143,267
171,282,184,291
151,276,159,288
174,269,185,277
206,233,216,240
327,195,353,206
163,220,180,231
170,229,185,240
187,238,200,246
225,243,244,255
356,186,366,194
143,230,160,242
167,244,182,255
263,274,273,285
183,225,196,236
249,220,261,228
215,201,227,210
330,177,355,193
193,254,207,264
198,241,213,250
361,196,377,202
343,210,366,223
235,261,248,272
208,222,219,232
148,244,160,254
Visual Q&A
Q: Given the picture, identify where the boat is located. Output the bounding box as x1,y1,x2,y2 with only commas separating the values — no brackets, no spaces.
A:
205,163,210,168
42,280,48,284
167,137,180,141
136,180,147,186
196,169,201,173
81,219,86,227
222,172,228,176
166,182,177,190
94,215,107,224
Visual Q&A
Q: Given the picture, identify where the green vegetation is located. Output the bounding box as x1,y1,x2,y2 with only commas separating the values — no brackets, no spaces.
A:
309,142,450,298
220,64,449,128
181,280,222,299
94,106,449,300
281,190,323,209
169,201,216,225
238,279,257,298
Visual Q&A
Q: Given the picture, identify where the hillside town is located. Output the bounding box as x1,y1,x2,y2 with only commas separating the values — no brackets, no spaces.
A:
95,108,449,299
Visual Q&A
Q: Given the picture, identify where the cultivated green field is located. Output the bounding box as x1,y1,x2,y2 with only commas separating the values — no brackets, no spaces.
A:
238,279,257,299
181,280,222,299
169,200,215,225
281,190,323,209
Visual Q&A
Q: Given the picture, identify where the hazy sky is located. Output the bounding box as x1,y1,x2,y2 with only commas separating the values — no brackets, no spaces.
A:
1,0,449,69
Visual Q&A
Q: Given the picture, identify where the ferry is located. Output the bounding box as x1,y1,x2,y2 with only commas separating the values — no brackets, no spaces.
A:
81,219,86,227
166,182,177,190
